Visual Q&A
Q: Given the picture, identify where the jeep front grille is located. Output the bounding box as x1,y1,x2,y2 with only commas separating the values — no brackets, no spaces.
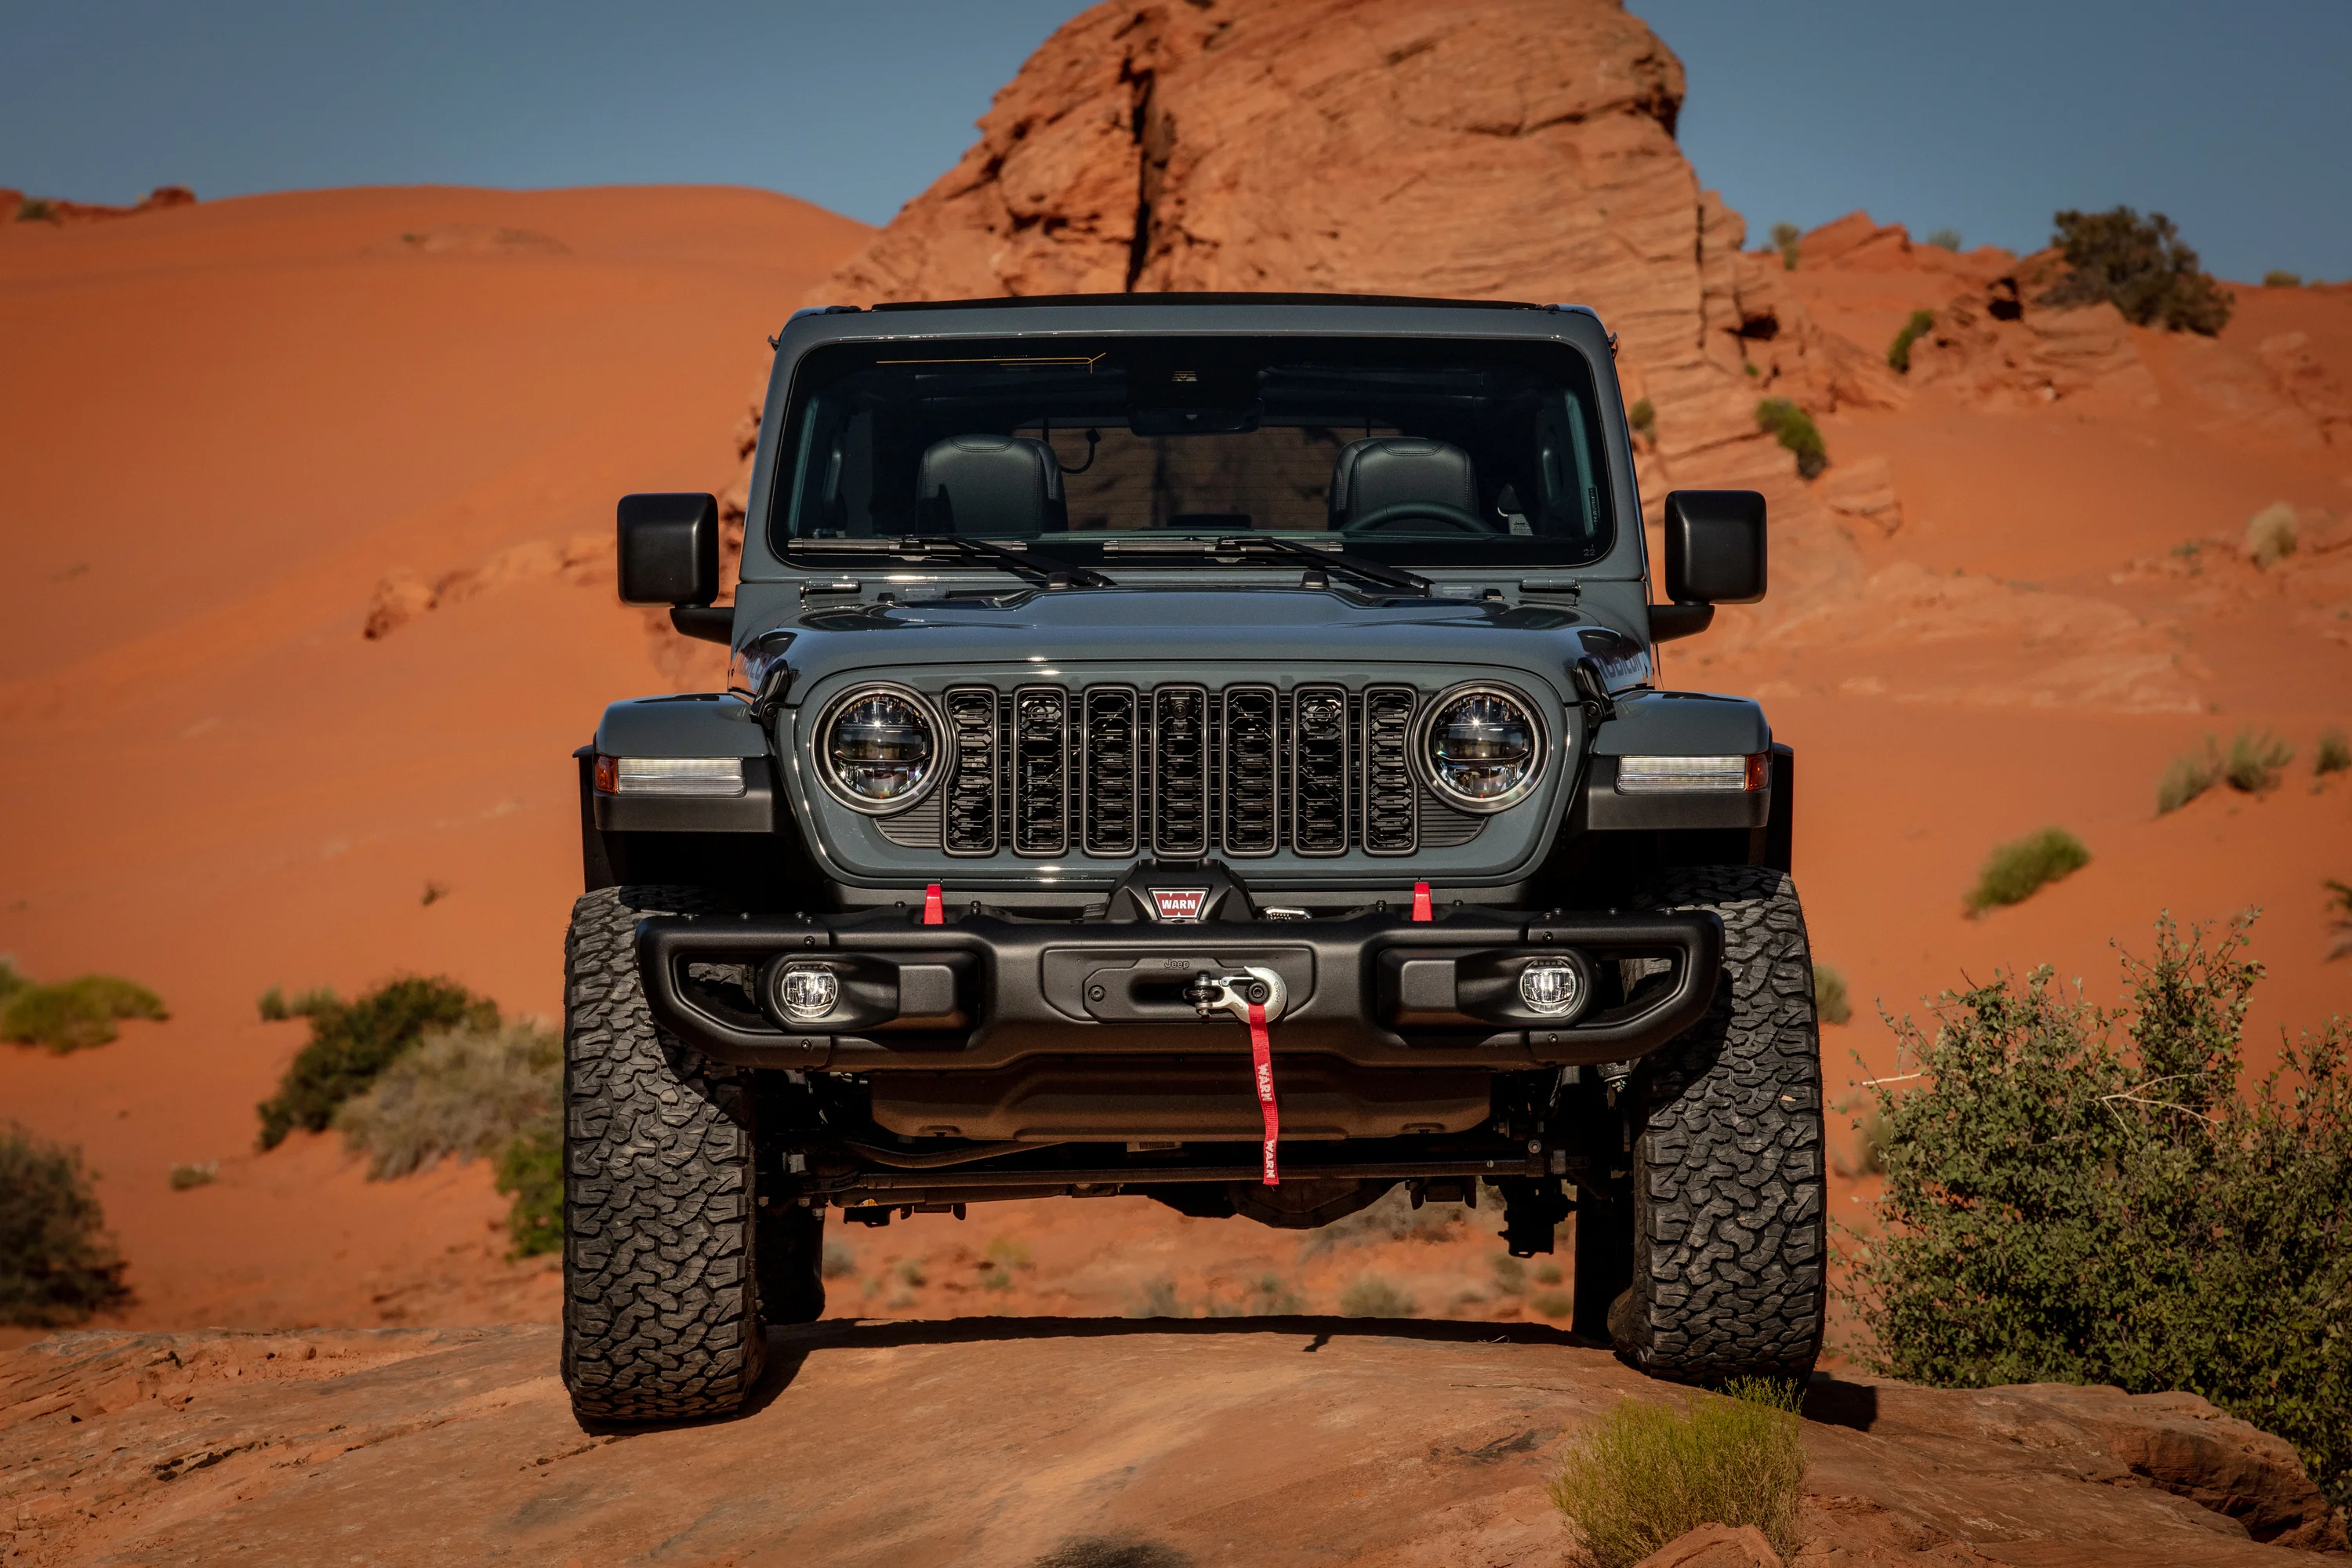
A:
1012,687,1069,856
879,683,1486,858
1221,685,1279,855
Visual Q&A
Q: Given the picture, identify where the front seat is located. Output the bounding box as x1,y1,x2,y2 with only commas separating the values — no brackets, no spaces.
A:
916,434,1067,534
1327,437,1481,531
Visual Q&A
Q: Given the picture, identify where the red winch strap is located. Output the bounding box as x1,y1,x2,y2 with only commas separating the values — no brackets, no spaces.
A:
1410,881,1433,922
921,884,945,925
1249,1000,1279,1186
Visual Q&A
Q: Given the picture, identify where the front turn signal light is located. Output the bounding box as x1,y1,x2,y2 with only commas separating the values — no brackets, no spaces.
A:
593,756,747,797
1614,753,1768,793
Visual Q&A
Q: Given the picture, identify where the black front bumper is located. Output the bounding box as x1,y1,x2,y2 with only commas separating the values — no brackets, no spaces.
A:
636,906,1722,1073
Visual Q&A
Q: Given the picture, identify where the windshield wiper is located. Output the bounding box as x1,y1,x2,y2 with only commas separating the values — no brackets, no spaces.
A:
1124,533,1421,594
791,535,1116,590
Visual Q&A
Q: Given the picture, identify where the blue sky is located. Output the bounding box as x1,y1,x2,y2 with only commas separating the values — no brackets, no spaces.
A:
5,0,2346,281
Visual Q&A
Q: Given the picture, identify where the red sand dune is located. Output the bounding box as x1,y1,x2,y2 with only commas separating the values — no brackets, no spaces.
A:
2,176,2349,1344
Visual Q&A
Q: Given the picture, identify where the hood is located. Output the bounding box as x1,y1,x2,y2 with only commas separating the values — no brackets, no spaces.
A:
735,585,1614,696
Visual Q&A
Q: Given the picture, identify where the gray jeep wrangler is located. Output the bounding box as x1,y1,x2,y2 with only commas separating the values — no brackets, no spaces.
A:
564,294,1822,1421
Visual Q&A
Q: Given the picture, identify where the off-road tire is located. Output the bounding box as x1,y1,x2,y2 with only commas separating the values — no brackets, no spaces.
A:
1610,865,1825,1382
562,885,764,1421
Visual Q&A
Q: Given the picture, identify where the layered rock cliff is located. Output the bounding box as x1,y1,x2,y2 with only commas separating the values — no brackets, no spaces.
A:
812,0,1898,498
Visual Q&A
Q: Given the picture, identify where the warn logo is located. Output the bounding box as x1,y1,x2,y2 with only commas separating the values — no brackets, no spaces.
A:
1149,887,1209,922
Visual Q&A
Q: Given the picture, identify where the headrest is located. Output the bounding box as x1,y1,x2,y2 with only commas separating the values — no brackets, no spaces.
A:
1328,437,1478,528
916,434,1066,535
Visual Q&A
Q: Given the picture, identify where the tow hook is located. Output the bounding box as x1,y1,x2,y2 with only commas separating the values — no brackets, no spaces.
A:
1185,967,1287,1025
1187,968,1287,1185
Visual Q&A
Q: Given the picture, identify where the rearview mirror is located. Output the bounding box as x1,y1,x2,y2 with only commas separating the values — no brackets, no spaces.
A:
617,492,720,607
1662,489,1767,604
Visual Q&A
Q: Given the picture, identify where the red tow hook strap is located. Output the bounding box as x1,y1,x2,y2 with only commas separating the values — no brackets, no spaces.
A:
922,884,945,925
1410,881,1434,922
1249,1001,1279,1185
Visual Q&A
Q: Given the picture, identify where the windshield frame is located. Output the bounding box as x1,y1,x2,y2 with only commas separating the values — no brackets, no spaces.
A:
758,330,1623,575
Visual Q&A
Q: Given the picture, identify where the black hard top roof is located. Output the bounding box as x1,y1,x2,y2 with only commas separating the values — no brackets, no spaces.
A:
864,292,1548,314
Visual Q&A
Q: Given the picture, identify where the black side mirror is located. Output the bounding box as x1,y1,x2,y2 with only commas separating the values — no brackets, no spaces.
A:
1662,489,1767,604
617,492,720,607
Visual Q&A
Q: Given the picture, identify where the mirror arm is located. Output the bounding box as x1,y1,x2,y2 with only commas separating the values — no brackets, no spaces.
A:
1646,603,1716,644
670,605,734,644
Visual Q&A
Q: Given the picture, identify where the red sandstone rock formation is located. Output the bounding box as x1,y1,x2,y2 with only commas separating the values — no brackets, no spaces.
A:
11,186,194,224
1,1325,2339,1563
814,0,1889,492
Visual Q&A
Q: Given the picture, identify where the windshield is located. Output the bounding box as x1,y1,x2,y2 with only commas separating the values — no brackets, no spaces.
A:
767,334,1616,569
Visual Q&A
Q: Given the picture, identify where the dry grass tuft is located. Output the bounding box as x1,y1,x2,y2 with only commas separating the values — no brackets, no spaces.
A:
1548,1379,1806,1568
2223,728,2294,795
1965,827,2090,914
2157,739,2221,815
1813,964,1853,1025
335,1019,558,1178
1338,1275,1416,1318
2,974,168,1053
2245,503,2298,568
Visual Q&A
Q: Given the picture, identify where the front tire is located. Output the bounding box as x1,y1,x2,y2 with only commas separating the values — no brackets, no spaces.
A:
562,885,764,1421
1610,866,1826,1382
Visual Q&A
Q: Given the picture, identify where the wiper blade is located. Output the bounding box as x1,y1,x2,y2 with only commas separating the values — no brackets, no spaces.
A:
1210,535,1431,596
790,535,1116,590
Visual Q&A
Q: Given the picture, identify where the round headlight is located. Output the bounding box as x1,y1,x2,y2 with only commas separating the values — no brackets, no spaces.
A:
1417,684,1543,811
818,686,939,812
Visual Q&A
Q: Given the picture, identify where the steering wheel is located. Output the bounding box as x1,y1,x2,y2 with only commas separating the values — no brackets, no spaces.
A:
1342,501,1490,535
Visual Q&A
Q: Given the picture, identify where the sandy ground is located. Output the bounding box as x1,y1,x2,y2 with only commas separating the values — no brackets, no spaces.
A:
2,193,2347,1346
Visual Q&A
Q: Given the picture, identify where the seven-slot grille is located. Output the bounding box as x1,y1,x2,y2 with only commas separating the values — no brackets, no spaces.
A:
890,683,1488,858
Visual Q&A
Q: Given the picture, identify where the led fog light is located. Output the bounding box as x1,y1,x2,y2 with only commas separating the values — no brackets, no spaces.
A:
1519,960,1585,1018
776,966,840,1024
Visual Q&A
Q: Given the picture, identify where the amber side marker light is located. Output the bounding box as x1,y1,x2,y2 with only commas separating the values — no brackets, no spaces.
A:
593,756,747,797
1614,753,1769,793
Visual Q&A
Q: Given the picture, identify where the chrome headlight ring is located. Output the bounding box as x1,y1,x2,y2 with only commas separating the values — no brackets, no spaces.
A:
1410,681,1548,814
811,682,946,815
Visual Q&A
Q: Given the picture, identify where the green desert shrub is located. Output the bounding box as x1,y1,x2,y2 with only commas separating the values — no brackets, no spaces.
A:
2038,206,2233,334
16,198,57,223
167,1161,217,1191
1,1123,132,1327
1886,309,1934,373
2263,270,2304,289
335,1018,559,1178
1769,221,1800,270
3,974,169,1053
1338,1275,1416,1318
256,984,339,1022
1128,1276,1186,1319
1813,964,1853,1025
255,976,496,1149
1754,398,1828,480
1300,1183,1466,1254
1841,916,2352,1508
2317,728,2350,778
495,1127,562,1258
2245,502,2297,567
0,957,24,1003
2157,738,2222,815
1923,227,1963,252
2224,728,2294,794
1548,1379,1806,1567
1965,826,2090,914
1628,397,1657,442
